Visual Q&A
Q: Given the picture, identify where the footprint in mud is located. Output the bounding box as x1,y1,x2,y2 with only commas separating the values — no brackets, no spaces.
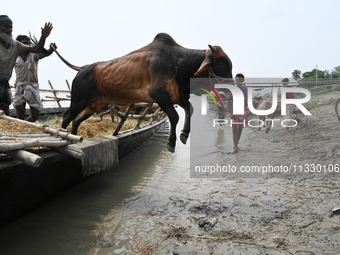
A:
188,204,211,214
188,202,228,217
169,196,192,208
196,217,218,228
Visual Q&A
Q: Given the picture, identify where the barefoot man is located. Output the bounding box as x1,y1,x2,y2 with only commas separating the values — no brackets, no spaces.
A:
0,15,52,115
226,73,249,154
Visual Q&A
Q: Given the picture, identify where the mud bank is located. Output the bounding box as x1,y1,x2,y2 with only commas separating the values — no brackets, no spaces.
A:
104,92,340,255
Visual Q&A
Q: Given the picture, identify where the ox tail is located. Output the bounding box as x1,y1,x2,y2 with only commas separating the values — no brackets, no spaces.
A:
51,45,83,72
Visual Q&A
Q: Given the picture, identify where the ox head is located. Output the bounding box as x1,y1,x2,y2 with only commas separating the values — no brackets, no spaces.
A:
194,45,233,79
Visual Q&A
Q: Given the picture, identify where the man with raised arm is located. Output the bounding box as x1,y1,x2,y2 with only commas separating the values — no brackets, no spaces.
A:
0,15,53,115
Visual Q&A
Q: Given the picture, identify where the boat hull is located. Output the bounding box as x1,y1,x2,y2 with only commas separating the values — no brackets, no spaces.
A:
0,113,168,227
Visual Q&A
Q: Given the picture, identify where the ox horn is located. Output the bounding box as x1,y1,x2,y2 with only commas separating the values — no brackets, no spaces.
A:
208,44,217,53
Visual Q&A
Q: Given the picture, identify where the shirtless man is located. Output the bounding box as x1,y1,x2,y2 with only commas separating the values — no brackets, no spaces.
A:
13,35,56,121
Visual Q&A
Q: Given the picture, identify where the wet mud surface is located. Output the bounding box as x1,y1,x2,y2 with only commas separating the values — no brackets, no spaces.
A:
91,92,340,254
2,93,339,255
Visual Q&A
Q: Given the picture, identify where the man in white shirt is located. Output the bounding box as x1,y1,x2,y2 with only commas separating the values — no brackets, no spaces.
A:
0,15,52,115
14,35,56,121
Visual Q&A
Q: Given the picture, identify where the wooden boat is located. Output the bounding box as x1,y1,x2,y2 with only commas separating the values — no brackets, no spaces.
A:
0,104,168,227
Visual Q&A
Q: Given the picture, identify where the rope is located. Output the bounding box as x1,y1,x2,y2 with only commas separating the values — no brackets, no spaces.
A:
54,128,60,138
112,138,118,150
54,128,69,139
207,66,233,84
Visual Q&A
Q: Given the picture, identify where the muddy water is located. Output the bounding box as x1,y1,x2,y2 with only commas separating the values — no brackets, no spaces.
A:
0,108,202,255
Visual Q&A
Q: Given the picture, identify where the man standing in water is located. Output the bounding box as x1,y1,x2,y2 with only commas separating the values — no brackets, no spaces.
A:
225,73,249,154
0,15,52,115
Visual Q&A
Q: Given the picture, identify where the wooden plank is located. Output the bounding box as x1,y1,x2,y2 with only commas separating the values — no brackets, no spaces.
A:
45,96,70,101
48,80,62,108
7,150,43,168
0,113,83,143
113,104,134,136
66,80,71,90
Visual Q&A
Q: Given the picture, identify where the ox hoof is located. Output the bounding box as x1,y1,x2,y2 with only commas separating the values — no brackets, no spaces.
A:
180,133,188,145
167,143,175,153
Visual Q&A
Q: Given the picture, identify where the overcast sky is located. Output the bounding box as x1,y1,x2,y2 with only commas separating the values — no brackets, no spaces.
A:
3,0,340,94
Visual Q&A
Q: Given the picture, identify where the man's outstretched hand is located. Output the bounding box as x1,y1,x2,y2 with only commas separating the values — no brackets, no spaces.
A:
41,22,53,38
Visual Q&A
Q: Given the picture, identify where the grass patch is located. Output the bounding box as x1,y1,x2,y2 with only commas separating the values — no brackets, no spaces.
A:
298,85,340,110
310,85,340,97
304,97,339,111
192,230,253,243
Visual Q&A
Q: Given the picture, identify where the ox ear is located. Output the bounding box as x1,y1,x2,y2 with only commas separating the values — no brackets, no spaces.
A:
194,54,213,76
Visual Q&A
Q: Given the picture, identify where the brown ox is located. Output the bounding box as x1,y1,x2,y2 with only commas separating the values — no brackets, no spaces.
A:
256,98,281,133
53,33,233,152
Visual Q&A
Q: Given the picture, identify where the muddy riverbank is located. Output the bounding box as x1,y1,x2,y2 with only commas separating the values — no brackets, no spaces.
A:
0,92,339,255
122,91,340,254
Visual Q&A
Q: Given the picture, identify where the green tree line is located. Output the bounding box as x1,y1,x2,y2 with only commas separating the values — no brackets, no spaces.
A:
291,65,340,81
